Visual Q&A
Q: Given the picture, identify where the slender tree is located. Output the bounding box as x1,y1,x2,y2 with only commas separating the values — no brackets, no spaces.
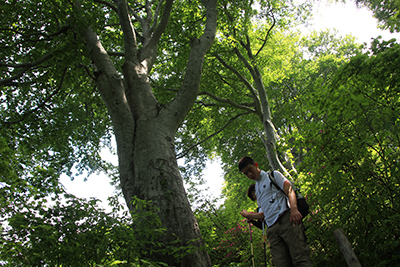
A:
175,0,313,177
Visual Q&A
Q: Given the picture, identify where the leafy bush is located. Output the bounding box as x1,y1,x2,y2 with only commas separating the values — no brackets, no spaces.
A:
0,194,175,266
297,38,400,267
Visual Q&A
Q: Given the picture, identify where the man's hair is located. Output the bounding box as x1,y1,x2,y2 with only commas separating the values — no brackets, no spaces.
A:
238,156,256,171
247,184,256,201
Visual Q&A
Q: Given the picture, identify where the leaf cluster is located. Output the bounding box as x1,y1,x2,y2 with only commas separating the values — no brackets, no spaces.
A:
354,0,400,33
0,194,190,266
295,38,400,266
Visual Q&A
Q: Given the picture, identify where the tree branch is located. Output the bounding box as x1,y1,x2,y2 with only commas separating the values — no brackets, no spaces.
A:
79,63,96,80
177,111,252,159
114,0,138,62
168,0,217,129
0,53,54,87
0,25,70,42
94,0,118,13
140,0,172,65
4,68,67,127
198,91,255,112
150,0,167,33
239,35,254,60
215,54,254,92
255,11,276,58
107,51,125,57
215,54,261,114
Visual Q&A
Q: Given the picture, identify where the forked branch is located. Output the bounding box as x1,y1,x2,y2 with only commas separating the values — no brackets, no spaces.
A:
4,68,67,127
177,111,252,159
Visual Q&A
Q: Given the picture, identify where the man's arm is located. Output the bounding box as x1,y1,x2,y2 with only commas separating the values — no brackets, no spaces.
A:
240,209,264,220
283,180,302,225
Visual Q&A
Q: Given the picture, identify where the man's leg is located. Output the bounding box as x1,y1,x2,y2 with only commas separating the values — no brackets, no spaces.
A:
266,213,295,267
280,212,312,267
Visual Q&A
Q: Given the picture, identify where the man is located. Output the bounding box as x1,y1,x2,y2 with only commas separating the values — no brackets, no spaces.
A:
245,184,264,230
239,157,312,267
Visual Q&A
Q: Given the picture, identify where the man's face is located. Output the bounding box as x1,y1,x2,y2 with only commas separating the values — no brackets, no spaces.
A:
251,190,257,201
241,163,260,181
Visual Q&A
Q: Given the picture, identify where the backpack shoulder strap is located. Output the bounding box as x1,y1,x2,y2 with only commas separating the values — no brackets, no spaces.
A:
269,171,305,200
268,171,288,197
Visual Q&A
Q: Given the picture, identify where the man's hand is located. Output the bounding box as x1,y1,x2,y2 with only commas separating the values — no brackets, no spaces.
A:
290,208,303,225
240,209,250,218
240,210,264,221
283,180,303,225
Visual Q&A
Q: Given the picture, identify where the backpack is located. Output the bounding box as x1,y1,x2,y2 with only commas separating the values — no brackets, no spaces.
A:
268,171,310,218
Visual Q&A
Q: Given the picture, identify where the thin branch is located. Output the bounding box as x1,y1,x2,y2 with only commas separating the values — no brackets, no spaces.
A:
79,63,96,80
215,54,255,94
216,72,237,90
0,25,70,42
0,52,53,68
215,53,260,111
143,0,172,54
4,68,68,127
153,85,254,112
150,0,166,32
198,91,255,112
94,0,118,13
177,112,252,159
255,12,276,58
239,35,254,60
0,53,54,86
126,2,143,23
203,199,229,231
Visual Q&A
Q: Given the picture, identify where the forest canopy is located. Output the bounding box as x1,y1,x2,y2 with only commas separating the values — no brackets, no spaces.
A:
1,0,399,266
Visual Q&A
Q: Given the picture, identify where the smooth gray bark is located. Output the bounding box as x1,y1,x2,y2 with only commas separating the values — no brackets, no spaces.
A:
80,0,217,265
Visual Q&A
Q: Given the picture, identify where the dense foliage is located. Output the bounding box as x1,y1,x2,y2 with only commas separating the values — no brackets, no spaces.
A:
353,0,400,33
297,38,400,266
0,194,197,266
1,0,399,266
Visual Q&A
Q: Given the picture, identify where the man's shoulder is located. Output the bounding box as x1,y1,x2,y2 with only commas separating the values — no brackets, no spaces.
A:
259,170,269,178
256,170,270,187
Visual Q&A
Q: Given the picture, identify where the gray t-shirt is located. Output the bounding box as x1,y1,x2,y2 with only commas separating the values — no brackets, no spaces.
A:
255,170,289,227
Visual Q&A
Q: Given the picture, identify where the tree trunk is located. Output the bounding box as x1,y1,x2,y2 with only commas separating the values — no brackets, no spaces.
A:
254,67,291,176
80,0,217,264
334,228,362,267
233,46,295,177
129,119,211,266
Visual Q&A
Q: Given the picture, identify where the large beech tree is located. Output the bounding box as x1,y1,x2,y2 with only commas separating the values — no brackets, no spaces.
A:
1,0,217,265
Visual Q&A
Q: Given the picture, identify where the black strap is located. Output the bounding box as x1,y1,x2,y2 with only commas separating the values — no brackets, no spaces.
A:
268,171,288,197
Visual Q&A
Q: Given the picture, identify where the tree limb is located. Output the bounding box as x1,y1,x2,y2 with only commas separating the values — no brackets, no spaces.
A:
94,0,118,13
0,53,54,87
168,0,217,129
239,35,254,60
141,0,172,65
0,25,70,42
107,51,125,57
177,111,252,159
4,68,67,127
215,53,261,114
0,52,54,68
215,54,255,94
150,0,166,33
255,11,276,58
79,63,96,80
198,91,255,112
114,0,138,62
